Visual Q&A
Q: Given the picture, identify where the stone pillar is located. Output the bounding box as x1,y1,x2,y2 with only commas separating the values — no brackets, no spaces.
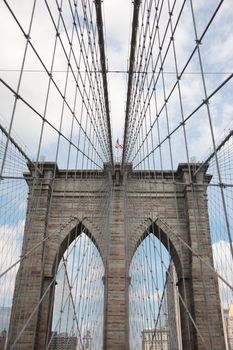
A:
36,275,56,349
177,274,195,350
167,264,182,350
7,162,226,350
103,164,129,350
179,164,225,350
7,163,57,350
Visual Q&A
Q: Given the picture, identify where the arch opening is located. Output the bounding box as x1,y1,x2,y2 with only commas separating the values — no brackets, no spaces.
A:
129,225,183,350
56,221,103,271
48,230,105,350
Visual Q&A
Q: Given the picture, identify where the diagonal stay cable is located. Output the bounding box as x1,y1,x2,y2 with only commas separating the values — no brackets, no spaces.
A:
133,72,233,168
122,0,141,166
0,78,102,169
0,123,42,176
127,0,225,165
94,0,113,165
3,0,109,167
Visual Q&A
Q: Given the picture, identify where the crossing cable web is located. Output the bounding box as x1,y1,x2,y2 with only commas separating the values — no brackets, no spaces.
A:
205,131,233,332
123,0,233,349
0,0,233,349
0,126,28,335
0,0,112,348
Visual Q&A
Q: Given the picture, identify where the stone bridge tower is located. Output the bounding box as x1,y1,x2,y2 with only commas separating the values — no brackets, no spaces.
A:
7,162,225,350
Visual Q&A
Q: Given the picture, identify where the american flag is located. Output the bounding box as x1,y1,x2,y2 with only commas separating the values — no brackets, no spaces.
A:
115,138,123,149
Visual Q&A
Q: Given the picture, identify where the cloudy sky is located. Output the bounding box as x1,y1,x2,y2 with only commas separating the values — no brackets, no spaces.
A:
0,0,133,166
0,0,232,168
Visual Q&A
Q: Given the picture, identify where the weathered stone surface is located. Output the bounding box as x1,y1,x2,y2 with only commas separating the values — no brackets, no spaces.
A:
7,162,226,350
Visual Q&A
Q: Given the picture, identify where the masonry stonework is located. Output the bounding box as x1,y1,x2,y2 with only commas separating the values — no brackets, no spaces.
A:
7,163,225,350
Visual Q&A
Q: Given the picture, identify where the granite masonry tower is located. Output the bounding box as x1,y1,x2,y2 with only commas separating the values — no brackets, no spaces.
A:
7,162,225,350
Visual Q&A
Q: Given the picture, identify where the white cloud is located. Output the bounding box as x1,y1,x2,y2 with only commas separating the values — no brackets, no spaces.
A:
0,0,232,168
103,0,132,150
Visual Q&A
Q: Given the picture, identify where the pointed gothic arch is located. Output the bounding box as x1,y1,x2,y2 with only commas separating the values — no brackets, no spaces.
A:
7,162,225,350
131,218,182,276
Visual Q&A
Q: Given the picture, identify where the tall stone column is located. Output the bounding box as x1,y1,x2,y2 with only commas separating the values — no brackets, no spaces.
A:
7,163,57,350
103,164,129,350
179,164,225,350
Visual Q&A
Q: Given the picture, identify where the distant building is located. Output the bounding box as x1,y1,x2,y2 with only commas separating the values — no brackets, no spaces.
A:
0,329,7,350
0,306,11,350
49,332,77,350
142,328,169,350
224,303,233,350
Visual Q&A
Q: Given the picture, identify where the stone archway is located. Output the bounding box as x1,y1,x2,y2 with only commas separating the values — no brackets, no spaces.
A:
7,163,108,350
37,221,105,349
7,162,225,350
128,220,191,350
49,230,105,350
128,229,181,350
